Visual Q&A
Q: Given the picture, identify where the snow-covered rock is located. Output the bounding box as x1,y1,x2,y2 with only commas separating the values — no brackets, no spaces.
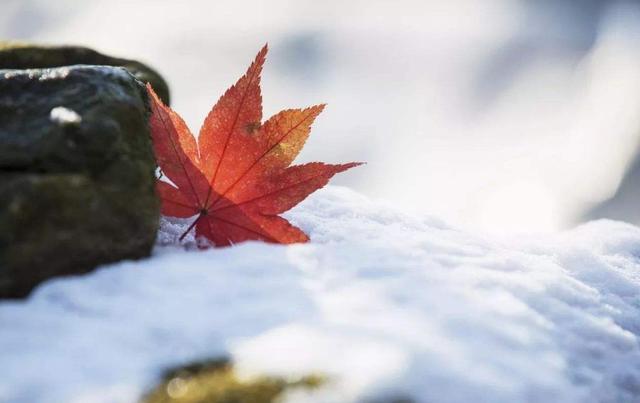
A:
1,186,639,403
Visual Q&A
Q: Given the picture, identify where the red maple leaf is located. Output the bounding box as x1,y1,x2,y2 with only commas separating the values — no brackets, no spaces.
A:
147,45,361,246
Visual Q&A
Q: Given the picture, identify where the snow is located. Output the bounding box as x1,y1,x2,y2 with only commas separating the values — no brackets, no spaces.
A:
49,106,82,125
1,186,640,403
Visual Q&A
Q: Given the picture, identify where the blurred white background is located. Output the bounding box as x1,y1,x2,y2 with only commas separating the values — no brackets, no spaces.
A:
4,0,640,235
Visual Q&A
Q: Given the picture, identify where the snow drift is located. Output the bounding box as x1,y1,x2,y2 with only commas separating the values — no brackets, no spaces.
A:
1,186,639,403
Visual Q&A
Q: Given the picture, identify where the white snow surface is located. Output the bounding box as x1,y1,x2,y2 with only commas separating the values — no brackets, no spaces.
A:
1,186,640,403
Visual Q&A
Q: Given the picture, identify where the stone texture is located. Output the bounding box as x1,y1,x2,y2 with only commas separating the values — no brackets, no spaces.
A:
0,42,170,104
0,65,159,298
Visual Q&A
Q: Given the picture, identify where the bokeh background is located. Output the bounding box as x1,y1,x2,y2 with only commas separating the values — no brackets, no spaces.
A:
4,0,640,235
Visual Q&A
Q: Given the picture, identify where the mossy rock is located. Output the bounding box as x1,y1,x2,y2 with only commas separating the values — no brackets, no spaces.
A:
143,358,323,403
0,65,159,298
0,42,170,104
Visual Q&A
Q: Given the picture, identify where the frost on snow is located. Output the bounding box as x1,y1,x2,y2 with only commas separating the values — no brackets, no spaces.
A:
1,186,639,403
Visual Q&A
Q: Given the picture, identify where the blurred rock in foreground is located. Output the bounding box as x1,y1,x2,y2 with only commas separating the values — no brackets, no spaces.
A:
143,358,323,403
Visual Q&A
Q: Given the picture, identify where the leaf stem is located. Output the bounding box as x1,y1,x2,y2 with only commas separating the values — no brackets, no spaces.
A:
179,211,205,242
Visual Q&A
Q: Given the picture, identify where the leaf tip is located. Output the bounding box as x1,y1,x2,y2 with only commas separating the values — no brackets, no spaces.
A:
255,43,269,67
341,162,365,171
146,82,164,106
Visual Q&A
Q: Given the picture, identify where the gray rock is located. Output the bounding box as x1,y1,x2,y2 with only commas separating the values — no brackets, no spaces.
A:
0,42,170,105
0,66,160,298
